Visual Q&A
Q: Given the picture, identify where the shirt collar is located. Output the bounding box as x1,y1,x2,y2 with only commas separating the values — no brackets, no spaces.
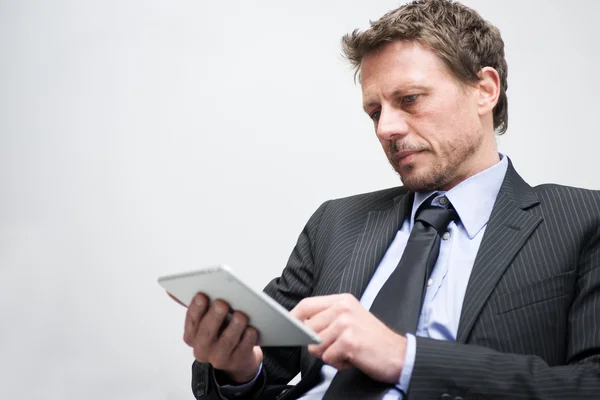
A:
410,154,508,239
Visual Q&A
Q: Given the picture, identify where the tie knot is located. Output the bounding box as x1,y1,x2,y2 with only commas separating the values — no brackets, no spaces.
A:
415,200,458,234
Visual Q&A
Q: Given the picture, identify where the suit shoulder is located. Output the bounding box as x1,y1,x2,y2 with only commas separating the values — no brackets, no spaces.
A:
532,184,600,226
306,187,408,246
326,186,408,211
533,183,600,202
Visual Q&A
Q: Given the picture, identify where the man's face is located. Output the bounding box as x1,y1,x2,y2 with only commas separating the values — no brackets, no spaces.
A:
361,41,488,192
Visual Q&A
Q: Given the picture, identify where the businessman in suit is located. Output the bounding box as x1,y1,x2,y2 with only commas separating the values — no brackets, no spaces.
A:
178,0,600,398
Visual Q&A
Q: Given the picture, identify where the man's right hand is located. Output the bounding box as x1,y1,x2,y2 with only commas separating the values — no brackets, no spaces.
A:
182,293,263,384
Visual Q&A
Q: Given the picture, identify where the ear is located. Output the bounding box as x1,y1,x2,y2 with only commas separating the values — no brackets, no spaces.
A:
476,67,501,117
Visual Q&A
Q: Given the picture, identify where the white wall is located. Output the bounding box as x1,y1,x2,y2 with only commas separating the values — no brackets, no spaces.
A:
1,0,598,399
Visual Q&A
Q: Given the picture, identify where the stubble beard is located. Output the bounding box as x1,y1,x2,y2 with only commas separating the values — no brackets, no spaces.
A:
394,157,455,192
389,137,480,193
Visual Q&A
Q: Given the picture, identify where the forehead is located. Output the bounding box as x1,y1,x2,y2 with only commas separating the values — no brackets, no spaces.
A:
360,41,454,98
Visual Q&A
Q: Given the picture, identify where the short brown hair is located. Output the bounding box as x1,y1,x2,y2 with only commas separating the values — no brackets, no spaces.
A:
342,0,509,134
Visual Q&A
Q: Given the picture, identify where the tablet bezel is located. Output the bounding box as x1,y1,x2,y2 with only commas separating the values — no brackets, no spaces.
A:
158,265,321,347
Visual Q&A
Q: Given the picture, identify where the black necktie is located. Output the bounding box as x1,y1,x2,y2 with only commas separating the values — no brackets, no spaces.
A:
323,198,458,400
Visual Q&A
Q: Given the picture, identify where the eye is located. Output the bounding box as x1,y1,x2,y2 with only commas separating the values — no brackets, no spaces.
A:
401,94,418,104
369,110,381,121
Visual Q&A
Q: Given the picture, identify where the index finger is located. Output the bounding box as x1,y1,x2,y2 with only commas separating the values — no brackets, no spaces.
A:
290,294,345,321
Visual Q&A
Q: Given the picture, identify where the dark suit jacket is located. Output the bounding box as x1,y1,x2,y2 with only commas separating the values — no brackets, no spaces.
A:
191,161,600,399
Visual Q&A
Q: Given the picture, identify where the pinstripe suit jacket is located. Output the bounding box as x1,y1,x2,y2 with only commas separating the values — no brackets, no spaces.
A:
192,160,600,399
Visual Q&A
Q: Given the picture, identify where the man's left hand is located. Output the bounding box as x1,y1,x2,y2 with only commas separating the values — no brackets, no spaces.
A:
290,293,406,384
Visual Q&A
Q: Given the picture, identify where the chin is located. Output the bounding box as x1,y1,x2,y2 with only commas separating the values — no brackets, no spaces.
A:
397,166,448,193
396,162,421,182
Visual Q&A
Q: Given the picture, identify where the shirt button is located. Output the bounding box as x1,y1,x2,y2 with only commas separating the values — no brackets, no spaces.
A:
439,196,449,205
427,278,433,287
442,232,450,240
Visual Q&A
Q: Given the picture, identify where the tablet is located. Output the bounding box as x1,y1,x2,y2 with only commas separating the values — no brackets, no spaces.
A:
158,265,321,347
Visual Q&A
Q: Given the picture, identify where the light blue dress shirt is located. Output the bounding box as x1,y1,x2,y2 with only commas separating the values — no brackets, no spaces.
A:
220,155,508,399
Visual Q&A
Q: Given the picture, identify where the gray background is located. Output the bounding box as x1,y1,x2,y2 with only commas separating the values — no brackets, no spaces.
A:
1,0,598,399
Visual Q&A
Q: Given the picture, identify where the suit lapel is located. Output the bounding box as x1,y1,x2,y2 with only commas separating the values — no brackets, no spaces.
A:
337,191,414,298
456,162,542,343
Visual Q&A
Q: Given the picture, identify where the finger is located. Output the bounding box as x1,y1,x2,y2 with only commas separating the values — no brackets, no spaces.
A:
194,299,230,360
232,326,259,358
187,293,209,323
210,312,249,367
167,292,187,307
320,333,354,371
302,304,341,334
290,294,347,321
307,316,343,359
183,293,209,345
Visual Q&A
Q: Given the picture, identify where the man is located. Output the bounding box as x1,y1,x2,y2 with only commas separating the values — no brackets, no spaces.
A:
179,0,600,398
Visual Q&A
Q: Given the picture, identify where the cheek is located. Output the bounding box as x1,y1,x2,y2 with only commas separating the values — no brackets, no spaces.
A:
410,116,441,150
417,108,468,151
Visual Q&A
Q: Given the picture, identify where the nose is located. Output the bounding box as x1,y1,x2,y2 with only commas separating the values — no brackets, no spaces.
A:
375,107,410,142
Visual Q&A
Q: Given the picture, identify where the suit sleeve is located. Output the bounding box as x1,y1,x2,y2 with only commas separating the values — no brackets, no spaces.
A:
190,201,331,400
407,222,600,399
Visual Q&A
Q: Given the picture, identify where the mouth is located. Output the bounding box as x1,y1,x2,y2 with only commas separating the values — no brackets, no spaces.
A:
392,149,423,165
395,150,420,159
